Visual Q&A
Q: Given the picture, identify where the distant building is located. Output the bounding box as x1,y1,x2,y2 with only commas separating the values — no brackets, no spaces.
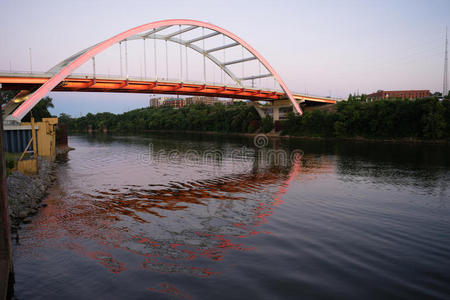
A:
185,96,219,105
149,97,169,108
366,90,430,101
150,96,232,108
163,98,186,108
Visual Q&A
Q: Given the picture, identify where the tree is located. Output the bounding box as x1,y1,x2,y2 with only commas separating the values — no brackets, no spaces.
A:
0,91,55,121
22,97,55,122
0,90,18,105
261,115,274,133
58,113,72,124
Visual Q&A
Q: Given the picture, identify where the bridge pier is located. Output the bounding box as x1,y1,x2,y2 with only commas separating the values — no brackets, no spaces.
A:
273,106,280,121
250,101,267,119
252,101,296,123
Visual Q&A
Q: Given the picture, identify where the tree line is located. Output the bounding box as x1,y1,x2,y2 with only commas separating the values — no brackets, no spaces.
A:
2,89,450,140
61,96,450,140
59,102,264,133
282,97,450,140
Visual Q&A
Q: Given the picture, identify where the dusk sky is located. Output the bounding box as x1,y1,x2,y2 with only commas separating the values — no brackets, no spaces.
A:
1,0,449,116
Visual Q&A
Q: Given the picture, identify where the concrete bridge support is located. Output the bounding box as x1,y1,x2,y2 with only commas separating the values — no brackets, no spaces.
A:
251,102,267,119
252,100,298,123
273,106,280,121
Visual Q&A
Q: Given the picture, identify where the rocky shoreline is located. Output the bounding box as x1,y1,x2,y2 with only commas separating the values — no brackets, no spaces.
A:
6,146,74,232
7,158,57,232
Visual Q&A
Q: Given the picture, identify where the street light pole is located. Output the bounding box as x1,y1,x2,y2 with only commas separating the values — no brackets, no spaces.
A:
29,48,33,74
0,110,13,299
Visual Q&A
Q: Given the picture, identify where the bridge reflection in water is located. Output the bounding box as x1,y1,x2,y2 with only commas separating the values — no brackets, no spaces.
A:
13,135,334,298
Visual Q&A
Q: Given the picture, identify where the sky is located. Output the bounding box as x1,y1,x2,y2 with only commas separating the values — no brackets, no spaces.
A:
0,0,449,116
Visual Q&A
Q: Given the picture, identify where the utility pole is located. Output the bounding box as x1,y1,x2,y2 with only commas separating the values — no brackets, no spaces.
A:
0,110,13,299
443,26,448,97
29,48,33,74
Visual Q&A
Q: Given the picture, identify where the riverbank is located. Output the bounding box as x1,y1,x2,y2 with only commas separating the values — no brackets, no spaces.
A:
82,129,449,145
6,146,74,232
7,158,56,232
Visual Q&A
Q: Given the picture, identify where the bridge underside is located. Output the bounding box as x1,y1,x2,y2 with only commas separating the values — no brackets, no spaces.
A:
0,75,338,105
0,75,285,101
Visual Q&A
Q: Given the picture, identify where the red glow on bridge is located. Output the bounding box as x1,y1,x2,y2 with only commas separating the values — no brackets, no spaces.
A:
0,75,285,101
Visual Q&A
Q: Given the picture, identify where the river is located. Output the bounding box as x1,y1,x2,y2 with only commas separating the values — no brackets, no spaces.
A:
11,133,450,299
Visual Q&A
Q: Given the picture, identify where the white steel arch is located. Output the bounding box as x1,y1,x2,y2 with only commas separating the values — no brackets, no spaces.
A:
6,19,302,121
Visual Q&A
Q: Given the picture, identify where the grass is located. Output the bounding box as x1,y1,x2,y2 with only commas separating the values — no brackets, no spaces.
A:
6,152,21,176
6,152,21,161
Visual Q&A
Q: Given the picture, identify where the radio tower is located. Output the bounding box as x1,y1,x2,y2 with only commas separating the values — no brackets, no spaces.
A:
444,26,448,97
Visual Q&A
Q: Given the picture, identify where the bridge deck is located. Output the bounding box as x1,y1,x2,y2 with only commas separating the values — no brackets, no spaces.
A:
0,74,338,104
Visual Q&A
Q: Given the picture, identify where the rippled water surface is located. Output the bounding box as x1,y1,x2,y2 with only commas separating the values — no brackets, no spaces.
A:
12,133,450,299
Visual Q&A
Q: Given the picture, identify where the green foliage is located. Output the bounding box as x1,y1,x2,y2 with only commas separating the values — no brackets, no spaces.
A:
281,110,337,137
0,90,18,105
22,96,55,122
60,97,450,141
5,153,19,176
0,91,55,121
282,98,450,140
347,93,367,102
63,102,261,134
261,115,274,133
6,159,14,170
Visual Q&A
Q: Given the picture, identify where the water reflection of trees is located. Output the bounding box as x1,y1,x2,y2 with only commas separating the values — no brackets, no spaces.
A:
333,143,450,194
281,138,450,194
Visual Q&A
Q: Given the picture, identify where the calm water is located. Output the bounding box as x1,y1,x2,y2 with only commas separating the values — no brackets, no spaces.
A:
11,133,450,299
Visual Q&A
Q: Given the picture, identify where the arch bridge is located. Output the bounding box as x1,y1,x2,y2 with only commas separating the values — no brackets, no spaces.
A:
1,19,339,123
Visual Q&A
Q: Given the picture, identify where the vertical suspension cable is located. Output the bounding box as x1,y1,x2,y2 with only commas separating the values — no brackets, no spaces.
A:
165,40,168,80
258,61,261,88
185,44,188,81
223,35,226,85
154,38,157,80
143,38,147,79
202,27,206,83
125,39,128,79
119,42,123,78
241,46,244,85
221,35,225,85
179,25,183,81
92,57,96,78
